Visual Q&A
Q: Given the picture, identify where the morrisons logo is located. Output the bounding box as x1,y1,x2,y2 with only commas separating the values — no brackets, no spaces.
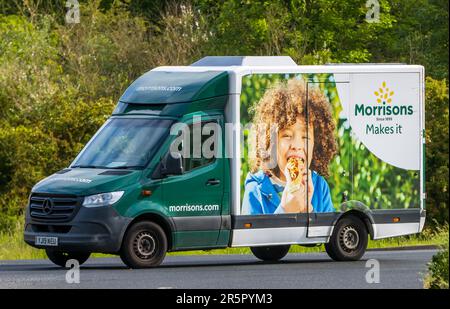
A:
355,104,413,116
355,81,413,116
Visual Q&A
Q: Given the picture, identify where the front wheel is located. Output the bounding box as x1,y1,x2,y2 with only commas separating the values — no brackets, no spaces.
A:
45,250,90,267
325,216,368,261
250,245,290,262
120,221,167,269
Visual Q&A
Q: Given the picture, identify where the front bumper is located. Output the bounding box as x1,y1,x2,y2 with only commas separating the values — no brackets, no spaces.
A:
24,205,132,254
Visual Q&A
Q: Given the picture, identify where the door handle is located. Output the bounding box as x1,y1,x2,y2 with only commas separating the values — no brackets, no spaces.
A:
206,179,221,186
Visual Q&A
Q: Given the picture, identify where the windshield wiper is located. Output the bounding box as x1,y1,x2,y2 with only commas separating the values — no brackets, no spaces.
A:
107,166,143,170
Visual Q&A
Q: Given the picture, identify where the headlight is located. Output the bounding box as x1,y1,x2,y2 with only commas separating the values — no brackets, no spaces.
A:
82,191,124,208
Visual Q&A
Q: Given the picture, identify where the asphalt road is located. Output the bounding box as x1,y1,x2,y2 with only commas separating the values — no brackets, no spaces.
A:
0,249,436,289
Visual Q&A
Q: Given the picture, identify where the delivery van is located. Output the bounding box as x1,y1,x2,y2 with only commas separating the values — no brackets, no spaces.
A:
24,56,426,268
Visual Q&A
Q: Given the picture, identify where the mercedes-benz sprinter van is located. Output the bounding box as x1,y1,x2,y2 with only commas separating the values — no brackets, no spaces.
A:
24,56,426,268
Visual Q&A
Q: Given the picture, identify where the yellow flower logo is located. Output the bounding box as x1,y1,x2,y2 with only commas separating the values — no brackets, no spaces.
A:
374,81,394,104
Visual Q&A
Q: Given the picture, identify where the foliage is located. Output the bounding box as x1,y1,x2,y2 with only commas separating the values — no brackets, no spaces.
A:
371,0,449,80
195,0,448,77
0,0,448,232
425,77,449,224
424,244,449,289
198,0,395,64
424,224,449,289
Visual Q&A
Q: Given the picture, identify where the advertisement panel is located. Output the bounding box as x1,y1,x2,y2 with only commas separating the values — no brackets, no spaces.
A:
240,73,420,215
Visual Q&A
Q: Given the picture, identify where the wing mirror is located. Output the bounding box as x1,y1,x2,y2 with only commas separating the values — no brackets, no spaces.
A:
151,151,183,179
161,151,183,176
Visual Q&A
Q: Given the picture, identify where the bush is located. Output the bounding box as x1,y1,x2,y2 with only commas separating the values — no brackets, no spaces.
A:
424,241,449,289
425,77,449,224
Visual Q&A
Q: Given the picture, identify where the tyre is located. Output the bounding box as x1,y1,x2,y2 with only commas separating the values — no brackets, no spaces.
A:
45,250,90,267
250,245,290,262
325,216,368,261
120,221,167,269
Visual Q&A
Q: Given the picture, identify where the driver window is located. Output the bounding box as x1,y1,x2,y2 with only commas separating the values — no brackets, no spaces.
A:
183,121,219,173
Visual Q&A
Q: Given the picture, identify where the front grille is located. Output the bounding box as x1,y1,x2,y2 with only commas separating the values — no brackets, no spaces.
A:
29,193,81,222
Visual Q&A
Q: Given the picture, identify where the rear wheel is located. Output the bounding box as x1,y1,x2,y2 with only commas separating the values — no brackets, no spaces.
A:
325,216,368,261
45,250,90,267
250,245,290,262
120,221,167,269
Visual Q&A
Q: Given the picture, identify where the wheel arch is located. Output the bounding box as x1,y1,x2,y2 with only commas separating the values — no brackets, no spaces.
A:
122,212,175,251
332,209,375,240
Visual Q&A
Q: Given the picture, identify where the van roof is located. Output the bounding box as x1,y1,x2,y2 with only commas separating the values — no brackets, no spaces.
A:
119,57,424,104
119,70,228,104
190,56,297,67
152,56,423,76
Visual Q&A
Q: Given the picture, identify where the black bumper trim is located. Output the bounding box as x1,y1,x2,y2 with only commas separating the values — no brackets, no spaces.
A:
371,209,421,224
24,205,132,254
232,209,422,229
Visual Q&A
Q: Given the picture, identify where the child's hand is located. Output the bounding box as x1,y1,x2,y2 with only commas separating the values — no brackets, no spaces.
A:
281,166,314,213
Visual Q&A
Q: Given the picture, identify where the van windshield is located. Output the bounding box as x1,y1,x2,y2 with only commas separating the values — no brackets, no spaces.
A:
71,118,173,169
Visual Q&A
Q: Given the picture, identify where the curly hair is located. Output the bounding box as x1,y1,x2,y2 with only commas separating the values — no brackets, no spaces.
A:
249,78,337,177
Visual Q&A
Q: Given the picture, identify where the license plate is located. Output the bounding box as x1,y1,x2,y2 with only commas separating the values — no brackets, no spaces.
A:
35,236,58,246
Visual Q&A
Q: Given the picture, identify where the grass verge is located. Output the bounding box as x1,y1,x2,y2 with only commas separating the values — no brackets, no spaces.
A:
1,222,447,260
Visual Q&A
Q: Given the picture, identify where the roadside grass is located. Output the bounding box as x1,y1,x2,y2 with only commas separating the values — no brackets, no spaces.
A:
1,222,447,260
0,222,47,260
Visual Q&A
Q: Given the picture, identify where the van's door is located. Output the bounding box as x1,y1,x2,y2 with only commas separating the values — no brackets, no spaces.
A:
162,114,225,249
306,79,351,237
348,72,422,238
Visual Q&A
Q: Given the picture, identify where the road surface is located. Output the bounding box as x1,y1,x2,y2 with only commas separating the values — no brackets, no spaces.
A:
0,249,436,289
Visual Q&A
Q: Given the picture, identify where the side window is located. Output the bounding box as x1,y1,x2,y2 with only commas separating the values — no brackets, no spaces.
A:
183,120,219,173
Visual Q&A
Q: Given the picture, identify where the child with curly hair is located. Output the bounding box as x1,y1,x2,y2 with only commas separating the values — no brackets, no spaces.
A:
242,78,337,215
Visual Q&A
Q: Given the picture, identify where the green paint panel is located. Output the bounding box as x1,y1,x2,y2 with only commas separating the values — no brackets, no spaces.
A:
119,71,229,104
173,231,223,249
113,96,229,118
216,230,231,247
32,168,142,196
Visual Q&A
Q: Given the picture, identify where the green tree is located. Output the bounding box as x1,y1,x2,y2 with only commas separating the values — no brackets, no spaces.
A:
425,77,449,224
370,0,449,80
197,0,394,63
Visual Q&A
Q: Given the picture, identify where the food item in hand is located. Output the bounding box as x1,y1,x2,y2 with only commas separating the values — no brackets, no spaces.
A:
286,157,305,193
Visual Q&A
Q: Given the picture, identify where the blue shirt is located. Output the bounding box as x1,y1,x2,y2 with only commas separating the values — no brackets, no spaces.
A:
242,170,335,215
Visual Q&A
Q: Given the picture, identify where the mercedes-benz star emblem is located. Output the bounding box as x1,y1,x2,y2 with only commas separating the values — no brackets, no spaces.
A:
42,198,53,215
